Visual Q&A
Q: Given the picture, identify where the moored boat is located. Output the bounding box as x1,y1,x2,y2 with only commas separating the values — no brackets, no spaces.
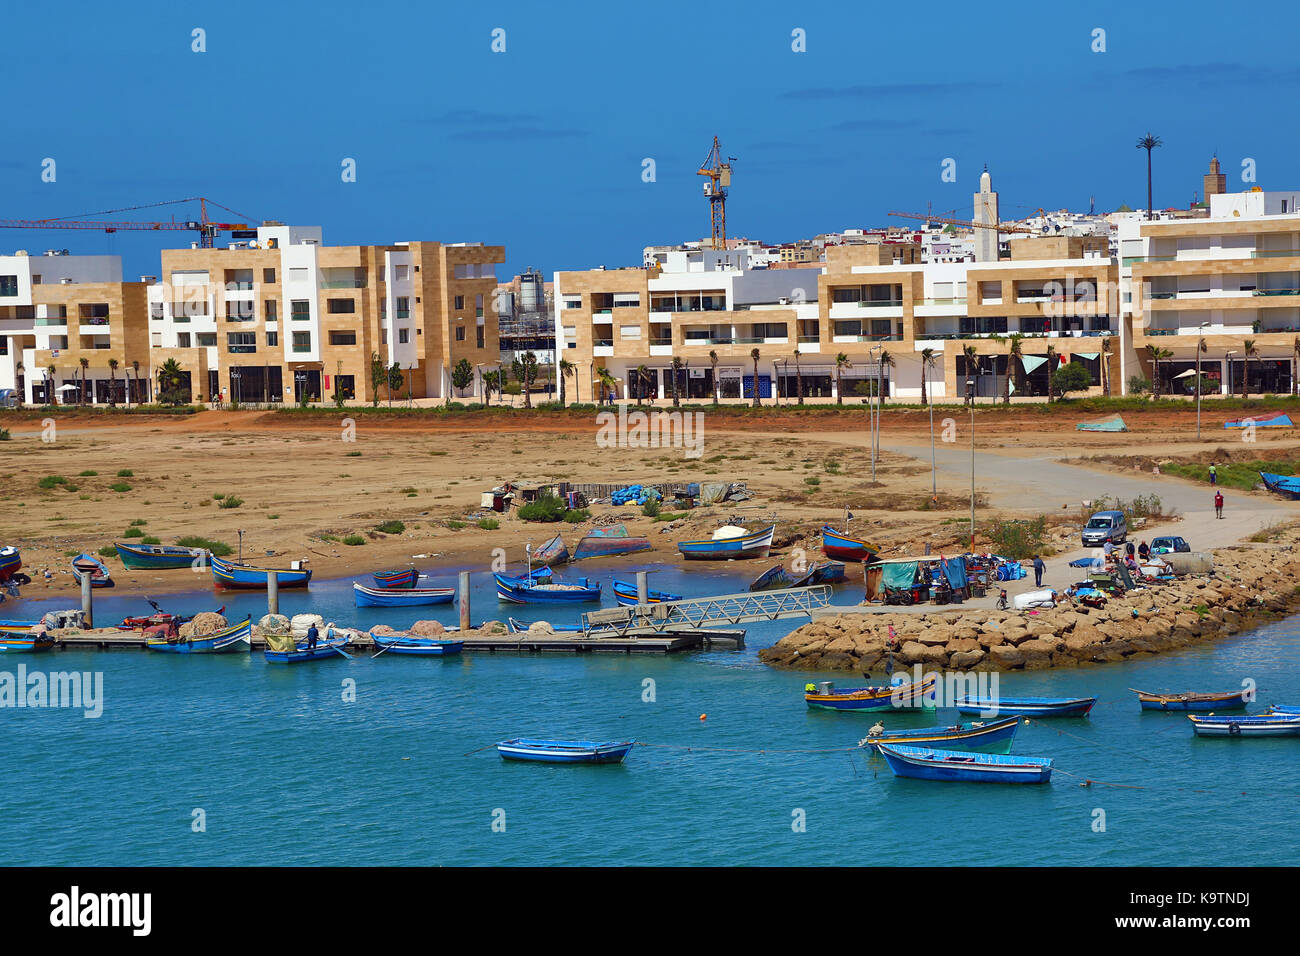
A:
611,579,682,606
211,553,311,590
0,630,55,652
0,619,40,633
145,618,252,654
805,677,937,712
677,524,775,561
113,542,207,570
955,695,1096,718
1188,714,1300,737
506,617,585,634
0,546,23,582
876,744,1053,784
1132,688,1250,712
820,525,879,563
369,630,463,656
263,632,348,663
494,572,601,604
533,533,570,566
572,526,651,561
1268,704,1300,716
497,738,635,764
353,583,456,607
858,716,1022,754
71,553,114,588
371,568,419,590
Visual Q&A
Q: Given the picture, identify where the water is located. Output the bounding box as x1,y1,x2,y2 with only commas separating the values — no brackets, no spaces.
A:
3,562,1299,866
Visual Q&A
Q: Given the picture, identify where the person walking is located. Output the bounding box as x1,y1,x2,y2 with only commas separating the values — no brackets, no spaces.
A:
1214,490,1224,519
1209,463,1217,486
1032,554,1046,588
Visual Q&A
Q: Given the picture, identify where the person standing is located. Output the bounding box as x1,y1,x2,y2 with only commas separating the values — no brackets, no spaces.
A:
1209,463,1217,486
306,622,319,650
1214,490,1224,519
1138,540,1150,561
1032,554,1046,588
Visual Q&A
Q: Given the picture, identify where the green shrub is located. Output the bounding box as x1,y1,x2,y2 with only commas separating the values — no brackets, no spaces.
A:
986,516,1048,560
123,527,144,539
346,450,362,457
447,519,468,530
130,518,147,526
0,428,8,441
38,475,68,489
342,533,366,546
79,470,99,477
478,517,500,530
141,536,161,545
641,499,661,517
109,482,131,493
1127,376,1151,396
517,492,569,523
117,469,133,477
563,508,590,523
217,495,243,509
375,520,406,535
176,536,233,556
97,545,117,558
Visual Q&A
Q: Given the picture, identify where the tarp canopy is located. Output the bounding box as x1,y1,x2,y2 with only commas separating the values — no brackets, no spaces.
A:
943,558,969,589
1075,352,1099,360
1020,355,1048,373
1077,414,1128,432
881,562,919,590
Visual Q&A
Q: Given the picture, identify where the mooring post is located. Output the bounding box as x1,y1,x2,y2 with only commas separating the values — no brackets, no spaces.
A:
636,570,649,606
80,571,93,629
459,571,471,631
268,571,279,615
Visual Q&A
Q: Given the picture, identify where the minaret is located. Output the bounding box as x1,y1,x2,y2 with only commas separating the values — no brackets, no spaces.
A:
973,165,999,262
1203,155,1226,202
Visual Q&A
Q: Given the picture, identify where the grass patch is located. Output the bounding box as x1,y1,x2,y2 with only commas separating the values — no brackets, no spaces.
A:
38,475,69,489
985,516,1049,560
116,469,133,477
346,450,362,457
1164,459,1299,493
217,495,243,509
342,533,366,546
97,545,117,558
176,536,233,557
478,517,500,530
79,470,99,477
141,536,160,545
130,518,147,526
375,520,406,535
109,482,131,493
446,519,468,530
123,527,144,538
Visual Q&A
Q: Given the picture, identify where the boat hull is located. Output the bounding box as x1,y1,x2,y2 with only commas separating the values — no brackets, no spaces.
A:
677,524,775,561
806,678,937,712
211,555,311,590
860,716,1021,754
1135,689,1250,712
145,619,252,654
264,638,347,663
1189,715,1300,737
0,547,23,582
877,744,1053,784
370,632,464,656
0,634,54,653
572,535,651,561
955,696,1096,718
353,583,456,607
71,553,114,589
820,526,879,563
533,533,570,565
611,580,682,606
494,573,601,604
371,569,419,589
1259,472,1300,500
497,738,634,764
114,542,206,570
506,618,585,634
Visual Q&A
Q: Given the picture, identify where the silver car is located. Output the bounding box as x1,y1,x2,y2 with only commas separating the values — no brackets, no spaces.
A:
1082,510,1127,547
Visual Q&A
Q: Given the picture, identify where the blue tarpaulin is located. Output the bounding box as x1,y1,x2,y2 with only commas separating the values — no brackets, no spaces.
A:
1224,414,1293,428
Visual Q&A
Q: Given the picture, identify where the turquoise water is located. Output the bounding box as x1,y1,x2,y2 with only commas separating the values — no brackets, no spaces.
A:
3,562,1299,866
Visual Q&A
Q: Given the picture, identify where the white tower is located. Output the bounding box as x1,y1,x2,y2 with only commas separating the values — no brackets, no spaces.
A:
973,166,999,262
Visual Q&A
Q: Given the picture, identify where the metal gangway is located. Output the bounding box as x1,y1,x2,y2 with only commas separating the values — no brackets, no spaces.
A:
581,585,833,636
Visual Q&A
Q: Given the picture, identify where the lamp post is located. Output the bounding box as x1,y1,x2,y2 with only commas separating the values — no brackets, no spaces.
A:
967,378,976,551
237,528,244,564
868,345,881,484
929,379,937,498
230,367,241,407
1225,350,1236,399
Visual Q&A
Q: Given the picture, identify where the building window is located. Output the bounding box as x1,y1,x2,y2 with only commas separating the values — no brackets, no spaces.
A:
398,328,409,344
291,300,310,320
396,296,410,319
0,276,18,297
177,332,191,348
395,264,409,281
265,300,277,321
329,330,357,346
150,303,164,320
79,303,111,324
455,326,465,341
227,332,256,354
327,298,355,314
476,326,485,349
292,332,311,353
196,333,217,347
475,293,484,317
263,268,276,284
454,295,464,310
266,331,278,347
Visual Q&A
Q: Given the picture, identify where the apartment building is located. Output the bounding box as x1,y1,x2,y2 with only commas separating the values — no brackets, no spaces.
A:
0,251,151,404
147,225,504,403
1120,188,1300,395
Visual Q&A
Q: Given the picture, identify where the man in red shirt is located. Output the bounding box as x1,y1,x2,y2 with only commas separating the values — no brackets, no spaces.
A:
1214,491,1224,518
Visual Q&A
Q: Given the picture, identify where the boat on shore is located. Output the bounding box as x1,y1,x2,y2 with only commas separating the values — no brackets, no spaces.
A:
497,738,635,764
371,568,419,590
793,561,847,586
71,553,114,588
859,716,1022,754
749,564,795,591
955,696,1096,718
353,583,456,607
876,744,1053,784
0,546,23,582
263,633,348,663
1188,714,1300,737
533,533,570,566
1259,471,1300,500
211,554,311,590
114,542,207,570
145,618,252,654
677,524,775,561
1132,688,1250,712
369,630,463,656
494,572,601,604
611,580,682,606
805,677,937,712
572,526,651,561
820,526,879,563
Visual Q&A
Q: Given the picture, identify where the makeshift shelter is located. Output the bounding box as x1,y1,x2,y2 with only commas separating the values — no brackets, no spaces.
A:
1224,414,1293,429
1076,414,1128,432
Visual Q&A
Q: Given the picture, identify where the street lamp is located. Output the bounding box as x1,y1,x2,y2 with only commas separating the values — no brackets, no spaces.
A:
966,378,976,552
1225,350,1237,398
868,345,881,484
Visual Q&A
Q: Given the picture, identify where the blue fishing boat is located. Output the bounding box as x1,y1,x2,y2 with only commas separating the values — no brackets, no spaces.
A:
0,631,54,652
494,572,601,604
955,695,1096,718
533,533,570,566
793,561,847,586
572,526,651,561
507,617,585,634
497,738,635,764
369,630,463,656
858,716,1022,754
145,618,252,654
371,568,419,589
211,553,311,590
114,542,206,570
263,633,348,663
353,583,456,607
1188,714,1300,737
1133,688,1250,712
0,546,23,582
877,744,1053,784
71,553,114,588
677,524,775,561
1268,704,1300,716
820,525,879,563
1259,471,1300,500
749,564,795,591
805,677,937,712
496,566,554,584
611,579,682,606
0,619,40,633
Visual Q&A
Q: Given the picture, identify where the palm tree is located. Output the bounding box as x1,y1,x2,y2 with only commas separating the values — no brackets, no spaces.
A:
78,356,90,404
878,350,895,403
596,366,617,405
632,364,649,406
1144,344,1172,399
558,358,574,408
961,344,979,405
45,364,55,405
670,356,683,408
919,348,936,406
749,348,761,408
1045,345,1058,403
994,332,1024,403
1242,338,1258,399
107,358,119,407
157,358,185,405
793,348,804,405
835,352,851,405
1136,132,1162,221
1100,337,1112,397
708,349,720,405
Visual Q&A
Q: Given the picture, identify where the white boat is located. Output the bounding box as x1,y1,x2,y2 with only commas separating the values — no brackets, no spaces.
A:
1188,715,1300,737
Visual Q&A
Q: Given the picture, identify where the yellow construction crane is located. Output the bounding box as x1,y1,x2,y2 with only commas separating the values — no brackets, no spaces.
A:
888,210,1040,234
697,136,735,249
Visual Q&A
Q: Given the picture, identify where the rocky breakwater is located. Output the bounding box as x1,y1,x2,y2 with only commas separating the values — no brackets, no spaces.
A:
759,535,1300,673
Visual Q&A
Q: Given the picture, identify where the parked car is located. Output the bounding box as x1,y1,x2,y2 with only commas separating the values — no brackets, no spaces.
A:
1082,510,1128,547
1150,535,1190,554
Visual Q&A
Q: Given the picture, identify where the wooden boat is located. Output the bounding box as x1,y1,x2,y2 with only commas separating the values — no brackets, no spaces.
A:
572,527,651,561
71,553,114,588
0,619,40,633
263,633,348,663
1259,471,1300,500
211,553,311,590
113,542,206,570
507,618,585,634
353,582,456,607
677,524,775,561
877,744,1053,784
859,716,1022,754
145,618,252,654
820,525,879,563
0,546,22,582
793,561,847,586
371,568,419,590
1188,714,1300,737
611,580,682,606
494,572,601,604
497,738,635,764
955,695,1096,718
0,631,55,652
750,564,795,591
533,533,570,565
369,630,463,656
1268,704,1300,716
1132,688,1250,712
805,677,937,712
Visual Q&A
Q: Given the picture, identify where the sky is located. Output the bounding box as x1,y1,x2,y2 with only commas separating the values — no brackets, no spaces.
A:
3,1,1300,281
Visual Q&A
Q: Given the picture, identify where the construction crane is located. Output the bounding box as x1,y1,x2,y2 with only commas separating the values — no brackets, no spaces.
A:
697,136,735,250
888,210,1040,235
0,197,256,249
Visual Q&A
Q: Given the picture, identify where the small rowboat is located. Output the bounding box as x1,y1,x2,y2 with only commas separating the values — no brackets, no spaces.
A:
1259,471,1300,500
353,583,456,607
145,618,252,654
0,631,55,653
955,696,1096,718
371,568,419,590
1188,714,1300,737
876,744,1053,784
750,564,795,591
114,542,207,570
572,527,651,561
71,553,114,588
497,738,635,764
1132,688,1250,712
1268,705,1300,716
211,553,311,590
793,561,847,586
0,546,23,582
533,533,570,565
820,525,879,563
506,618,585,634
0,619,40,633
677,524,775,561
805,677,937,712
369,630,463,656
494,572,601,604
611,580,682,606
858,716,1022,754
263,633,348,663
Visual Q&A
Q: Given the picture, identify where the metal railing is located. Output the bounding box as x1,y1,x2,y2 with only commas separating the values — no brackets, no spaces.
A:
581,585,832,636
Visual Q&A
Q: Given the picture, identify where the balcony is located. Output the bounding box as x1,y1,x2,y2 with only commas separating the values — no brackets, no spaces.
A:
592,339,614,348
35,317,67,327
320,279,365,289
831,334,903,343
227,345,257,354
859,299,903,308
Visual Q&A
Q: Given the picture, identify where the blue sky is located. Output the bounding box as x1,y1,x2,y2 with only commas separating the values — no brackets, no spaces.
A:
3,1,1300,280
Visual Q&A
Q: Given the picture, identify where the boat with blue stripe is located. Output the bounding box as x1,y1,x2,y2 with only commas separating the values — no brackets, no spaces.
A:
820,525,879,563
145,618,252,654
1133,688,1250,712
1268,704,1300,716
369,630,463,656
0,619,40,634
955,695,1096,718
114,542,207,570
677,524,775,561
263,632,348,663
877,744,1053,784
805,677,937,712
611,580,682,606
0,546,23,582
211,553,312,590
353,583,456,607
371,568,419,589
858,716,1022,754
0,631,55,653
1188,714,1300,737
71,553,114,588
497,738,635,764
494,572,601,604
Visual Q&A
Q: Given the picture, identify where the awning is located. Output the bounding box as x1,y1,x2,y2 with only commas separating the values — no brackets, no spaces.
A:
1075,352,1099,360
1020,355,1048,373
